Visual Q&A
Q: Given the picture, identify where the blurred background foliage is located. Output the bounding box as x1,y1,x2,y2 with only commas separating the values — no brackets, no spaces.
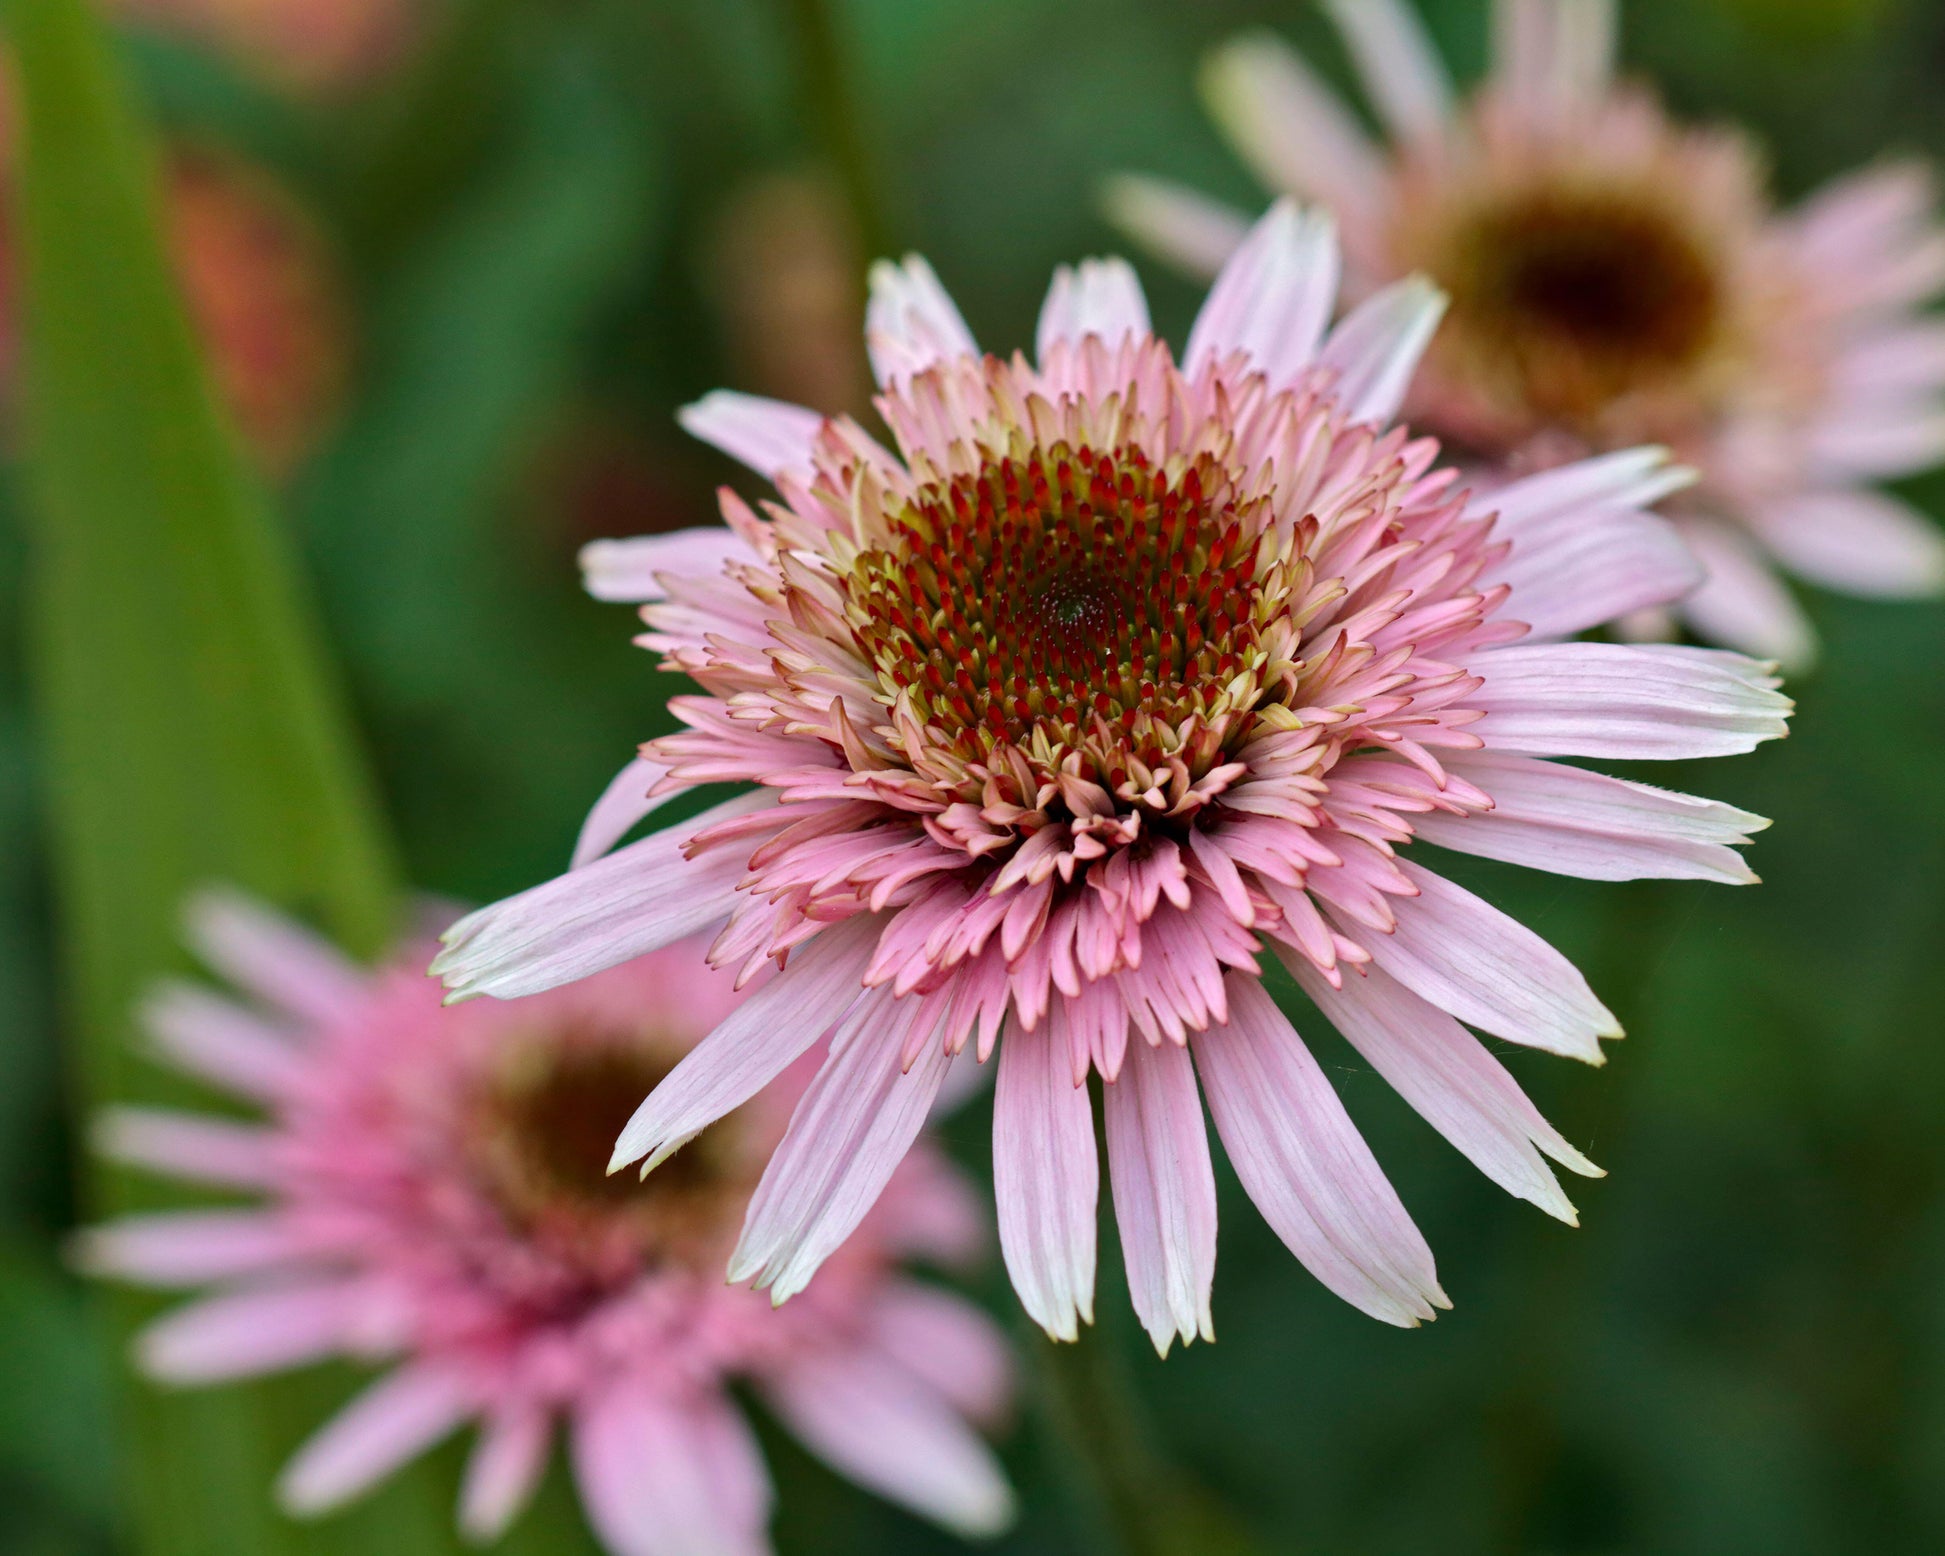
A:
2,0,1944,1552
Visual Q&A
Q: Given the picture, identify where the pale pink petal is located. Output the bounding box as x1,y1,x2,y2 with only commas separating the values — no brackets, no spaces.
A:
140,980,302,1099
729,989,956,1301
136,1280,356,1382
431,790,773,1002
675,391,824,481
1751,489,1945,598
1317,276,1448,427
1675,516,1818,672
1485,446,1694,533
279,1365,476,1515
1184,200,1340,388
78,1211,305,1288
865,256,978,388
185,888,363,1024
93,1107,280,1190
1488,504,1703,639
763,1350,1015,1538
1322,0,1453,143
1472,642,1792,760
1493,0,1614,120
1424,750,1767,884
609,915,881,1174
1192,977,1445,1326
1290,957,1601,1223
866,1281,1014,1425
1810,401,1945,480
1201,33,1384,230
1832,321,1945,397
1102,1038,1216,1356
459,1406,552,1545
992,1008,1098,1340
570,755,675,869
1364,860,1618,1063
1036,257,1151,361
571,1388,771,1556
579,526,755,604
1099,174,1251,279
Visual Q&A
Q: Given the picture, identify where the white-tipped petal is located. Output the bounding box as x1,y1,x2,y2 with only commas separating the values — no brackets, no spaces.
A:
1036,257,1151,362
1185,199,1341,387
676,390,824,480
1318,275,1447,427
866,255,978,388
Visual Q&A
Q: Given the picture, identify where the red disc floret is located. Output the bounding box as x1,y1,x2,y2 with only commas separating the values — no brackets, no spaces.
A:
845,440,1273,774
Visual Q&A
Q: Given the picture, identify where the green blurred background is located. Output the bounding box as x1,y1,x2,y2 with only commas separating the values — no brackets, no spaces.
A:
3,0,1944,1551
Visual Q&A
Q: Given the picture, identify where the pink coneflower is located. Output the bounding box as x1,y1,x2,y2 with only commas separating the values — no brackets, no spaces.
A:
1108,0,1945,668
84,893,1014,1551
434,203,1790,1353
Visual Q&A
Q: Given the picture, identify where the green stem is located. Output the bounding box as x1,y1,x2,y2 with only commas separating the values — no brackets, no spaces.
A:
1023,1318,1267,1556
777,0,891,262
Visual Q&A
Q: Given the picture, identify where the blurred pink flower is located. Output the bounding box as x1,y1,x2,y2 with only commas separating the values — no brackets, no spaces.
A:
434,205,1790,1353
1109,0,1945,669
84,892,1013,1552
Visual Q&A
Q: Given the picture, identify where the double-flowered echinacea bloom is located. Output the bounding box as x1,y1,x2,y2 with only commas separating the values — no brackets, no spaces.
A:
85,893,1014,1553
1110,0,1945,668
435,202,1790,1353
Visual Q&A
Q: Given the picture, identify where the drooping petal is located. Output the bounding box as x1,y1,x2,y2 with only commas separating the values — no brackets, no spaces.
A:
1321,0,1453,143
185,888,364,1024
865,256,978,388
675,390,824,481
992,1009,1098,1341
460,1406,552,1545
1363,860,1619,1063
1291,956,1601,1223
1751,489,1945,598
730,988,956,1301
1192,977,1445,1326
1103,1037,1217,1356
1472,642,1792,760
1099,174,1251,279
609,914,881,1175
570,1387,771,1556
1317,276,1448,427
1488,503,1702,640
1184,200,1341,389
1201,33,1384,230
279,1365,476,1516
1036,258,1151,362
866,1281,1014,1425
570,754,675,868
1422,750,1767,885
764,1350,1016,1538
432,790,773,1002
1810,401,1945,480
579,527,756,604
1675,516,1818,672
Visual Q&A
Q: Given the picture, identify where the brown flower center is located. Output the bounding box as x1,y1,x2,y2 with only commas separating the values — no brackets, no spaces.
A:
1438,184,1724,422
844,441,1280,775
467,1038,744,1260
